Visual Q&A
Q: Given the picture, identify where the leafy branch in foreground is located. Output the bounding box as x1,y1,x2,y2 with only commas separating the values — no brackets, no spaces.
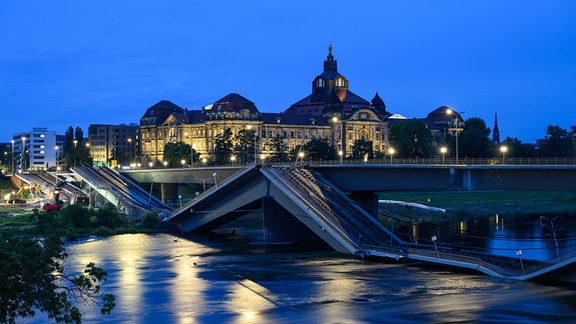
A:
0,210,115,323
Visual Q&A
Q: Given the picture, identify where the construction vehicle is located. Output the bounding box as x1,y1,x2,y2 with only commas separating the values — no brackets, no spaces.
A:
3,183,44,204
41,188,62,211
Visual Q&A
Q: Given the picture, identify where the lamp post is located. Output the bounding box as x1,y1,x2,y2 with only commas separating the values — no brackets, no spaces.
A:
332,116,344,158
191,143,196,166
11,140,14,175
231,155,236,165
388,147,395,164
338,150,343,164
440,146,447,164
55,146,59,171
73,139,78,168
500,145,508,164
181,159,186,167
21,137,27,172
127,138,132,163
298,151,304,167
446,108,464,164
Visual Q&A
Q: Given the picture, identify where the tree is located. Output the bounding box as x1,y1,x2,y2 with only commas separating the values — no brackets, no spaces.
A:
539,125,574,157
499,137,538,158
234,129,256,164
163,142,192,167
0,210,115,323
388,120,434,158
213,128,234,165
459,117,491,158
304,138,336,161
63,126,92,170
268,136,289,163
351,139,374,160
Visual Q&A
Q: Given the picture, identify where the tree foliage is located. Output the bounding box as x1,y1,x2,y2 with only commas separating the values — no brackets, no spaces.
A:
0,210,115,323
539,125,575,157
234,129,256,164
163,142,194,167
351,139,374,159
63,126,92,170
304,138,336,160
267,136,289,162
458,117,491,158
500,137,538,158
388,120,434,158
213,128,234,165
287,139,337,163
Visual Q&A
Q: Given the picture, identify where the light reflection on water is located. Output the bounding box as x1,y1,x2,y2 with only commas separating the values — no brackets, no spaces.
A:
58,233,576,323
406,213,576,261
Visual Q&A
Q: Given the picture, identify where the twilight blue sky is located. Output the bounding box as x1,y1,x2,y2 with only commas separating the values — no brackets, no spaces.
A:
1,0,575,143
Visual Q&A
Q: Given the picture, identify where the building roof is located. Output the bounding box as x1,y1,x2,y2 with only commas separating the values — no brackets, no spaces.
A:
204,93,260,114
287,89,370,116
140,100,185,126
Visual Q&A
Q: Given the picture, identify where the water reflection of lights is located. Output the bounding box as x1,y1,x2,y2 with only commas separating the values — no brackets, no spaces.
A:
168,240,210,324
227,279,276,318
412,224,420,244
115,235,146,310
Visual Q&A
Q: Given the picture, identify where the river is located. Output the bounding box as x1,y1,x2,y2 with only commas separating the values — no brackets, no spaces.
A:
35,225,575,324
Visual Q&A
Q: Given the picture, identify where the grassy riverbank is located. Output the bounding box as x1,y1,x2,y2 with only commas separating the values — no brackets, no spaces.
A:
0,205,165,237
378,190,576,220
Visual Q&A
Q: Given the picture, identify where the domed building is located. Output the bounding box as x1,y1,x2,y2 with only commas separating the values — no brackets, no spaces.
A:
138,46,407,164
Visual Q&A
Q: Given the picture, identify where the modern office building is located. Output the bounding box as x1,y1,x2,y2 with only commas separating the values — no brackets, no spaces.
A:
88,124,139,167
12,128,62,172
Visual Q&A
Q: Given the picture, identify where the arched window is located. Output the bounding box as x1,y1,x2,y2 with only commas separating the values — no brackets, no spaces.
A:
335,77,344,87
316,78,325,87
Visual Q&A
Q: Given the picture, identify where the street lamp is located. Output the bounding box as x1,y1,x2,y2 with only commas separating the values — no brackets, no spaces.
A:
10,140,14,175
388,147,395,164
440,146,447,164
73,139,78,168
338,150,343,164
181,159,186,167
230,155,236,165
446,108,464,164
163,161,168,168
332,116,344,157
21,137,27,172
55,146,59,171
500,145,508,164
298,151,304,167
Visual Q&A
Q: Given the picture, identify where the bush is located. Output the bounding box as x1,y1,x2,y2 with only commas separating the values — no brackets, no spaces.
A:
141,211,162,229
59,204,91,228
95,205,127,229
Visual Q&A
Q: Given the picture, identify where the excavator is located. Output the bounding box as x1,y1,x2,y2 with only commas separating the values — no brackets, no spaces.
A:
41,188,62,211
3,183,44,204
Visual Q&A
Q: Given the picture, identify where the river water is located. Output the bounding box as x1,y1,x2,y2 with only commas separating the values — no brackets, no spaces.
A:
44,226,576,324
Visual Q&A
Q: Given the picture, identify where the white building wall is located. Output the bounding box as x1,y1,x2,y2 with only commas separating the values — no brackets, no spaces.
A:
13,128,59,171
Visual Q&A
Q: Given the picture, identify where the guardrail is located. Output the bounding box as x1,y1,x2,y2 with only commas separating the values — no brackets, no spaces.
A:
132,157,576,169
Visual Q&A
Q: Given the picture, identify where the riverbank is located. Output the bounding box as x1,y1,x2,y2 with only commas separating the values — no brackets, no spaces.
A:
378,190,576,221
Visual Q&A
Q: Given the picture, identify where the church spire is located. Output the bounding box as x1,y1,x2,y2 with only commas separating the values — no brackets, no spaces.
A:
492,112,500,143
324,43,337,72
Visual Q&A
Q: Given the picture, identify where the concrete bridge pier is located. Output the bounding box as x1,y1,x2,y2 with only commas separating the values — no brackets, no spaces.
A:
348,191,379,219
161,183,178,203
262,195,320,244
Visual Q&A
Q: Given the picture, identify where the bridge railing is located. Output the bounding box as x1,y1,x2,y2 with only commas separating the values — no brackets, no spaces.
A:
303,157,576,166
261,166,360,251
